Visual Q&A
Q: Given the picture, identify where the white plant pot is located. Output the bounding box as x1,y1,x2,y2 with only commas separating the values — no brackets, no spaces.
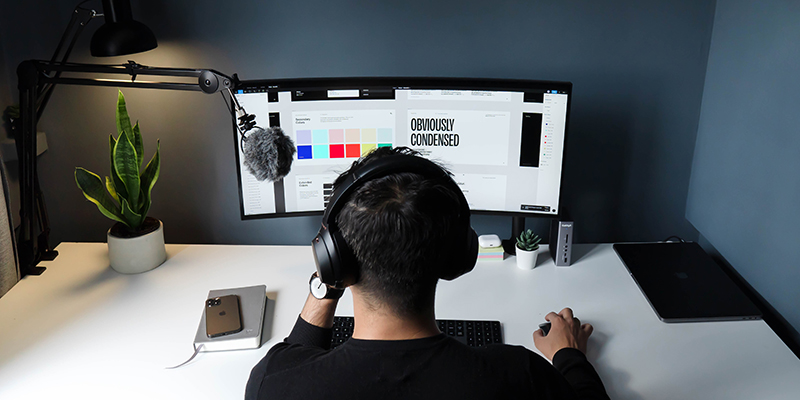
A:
516,247,539,270
107,220,167,274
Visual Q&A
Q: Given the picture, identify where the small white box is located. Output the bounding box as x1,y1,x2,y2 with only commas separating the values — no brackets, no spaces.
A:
478,234,501,248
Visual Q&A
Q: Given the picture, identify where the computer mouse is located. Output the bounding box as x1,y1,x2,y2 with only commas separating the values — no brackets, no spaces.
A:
538,317,580,336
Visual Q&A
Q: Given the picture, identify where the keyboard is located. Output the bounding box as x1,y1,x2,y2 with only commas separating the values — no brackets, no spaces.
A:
330,316,503,349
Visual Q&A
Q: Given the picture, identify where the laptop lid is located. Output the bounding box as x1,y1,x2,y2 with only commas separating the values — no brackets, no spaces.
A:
613,242,762,322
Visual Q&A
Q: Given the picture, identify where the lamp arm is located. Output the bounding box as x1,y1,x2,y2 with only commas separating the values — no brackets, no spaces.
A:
46,2,100,70
30,61,234,94
15,59,239,278
38,2,101,120
36,61,246,128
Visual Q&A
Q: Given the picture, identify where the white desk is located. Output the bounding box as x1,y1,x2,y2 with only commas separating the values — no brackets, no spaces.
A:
1,243,799,399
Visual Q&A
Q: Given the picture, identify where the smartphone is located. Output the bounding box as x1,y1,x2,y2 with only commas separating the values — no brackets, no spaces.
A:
205,294,243,338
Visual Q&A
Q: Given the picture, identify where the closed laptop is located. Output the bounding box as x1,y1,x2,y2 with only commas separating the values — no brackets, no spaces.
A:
613,242,762,322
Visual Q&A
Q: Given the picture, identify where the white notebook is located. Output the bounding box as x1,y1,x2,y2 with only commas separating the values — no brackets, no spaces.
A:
193,285,267,352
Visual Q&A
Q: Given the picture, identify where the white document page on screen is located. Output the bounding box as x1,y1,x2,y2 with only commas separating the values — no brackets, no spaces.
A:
406,110,510,167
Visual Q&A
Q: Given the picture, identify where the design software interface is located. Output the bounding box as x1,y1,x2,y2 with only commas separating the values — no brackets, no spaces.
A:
233,78,570,218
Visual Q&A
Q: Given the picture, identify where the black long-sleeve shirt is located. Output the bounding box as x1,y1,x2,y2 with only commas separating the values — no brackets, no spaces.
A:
246,316,610,399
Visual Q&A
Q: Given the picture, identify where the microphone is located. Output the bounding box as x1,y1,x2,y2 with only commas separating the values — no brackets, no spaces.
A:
241,126,296,182
226,87,296,182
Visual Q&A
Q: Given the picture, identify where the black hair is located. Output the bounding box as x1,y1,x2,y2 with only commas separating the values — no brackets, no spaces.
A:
334,147,463,317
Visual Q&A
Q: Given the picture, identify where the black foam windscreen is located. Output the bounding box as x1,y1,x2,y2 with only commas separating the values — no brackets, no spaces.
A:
242,126,296,182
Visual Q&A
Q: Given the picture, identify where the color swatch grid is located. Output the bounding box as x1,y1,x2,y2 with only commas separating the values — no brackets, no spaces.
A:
296,128,393,159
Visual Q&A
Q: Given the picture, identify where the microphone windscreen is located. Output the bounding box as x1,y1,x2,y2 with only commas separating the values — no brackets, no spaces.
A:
243,126,296,182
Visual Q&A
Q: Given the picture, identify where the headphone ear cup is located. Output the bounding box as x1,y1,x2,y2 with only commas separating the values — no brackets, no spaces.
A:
313,224,359,287
331,228,359,286
312,228,338,286
440,227,478,281
465,227,479,270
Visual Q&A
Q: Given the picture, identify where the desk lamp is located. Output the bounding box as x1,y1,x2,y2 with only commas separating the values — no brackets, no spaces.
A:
15,0,251,277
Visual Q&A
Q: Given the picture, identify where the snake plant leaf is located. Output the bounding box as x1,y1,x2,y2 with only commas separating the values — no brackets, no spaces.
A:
132,121,144,170
116,90,133,144
4,104,19,119
138,140,160,218
109,133,116,165
113,131,140,208
120,198,143,229
75,168,125,225
109,134,128,201
105,176,119,203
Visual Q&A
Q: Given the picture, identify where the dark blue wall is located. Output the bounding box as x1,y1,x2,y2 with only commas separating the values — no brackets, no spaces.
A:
686,0,800,339
0,0,715,247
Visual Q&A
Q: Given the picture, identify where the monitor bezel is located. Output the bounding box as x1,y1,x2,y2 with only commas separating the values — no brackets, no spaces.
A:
231,76,572,220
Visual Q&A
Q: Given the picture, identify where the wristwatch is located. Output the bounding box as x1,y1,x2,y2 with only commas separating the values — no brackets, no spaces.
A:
309,272,345,300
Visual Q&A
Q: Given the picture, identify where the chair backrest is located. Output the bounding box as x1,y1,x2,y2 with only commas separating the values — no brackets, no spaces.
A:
0,155,19,298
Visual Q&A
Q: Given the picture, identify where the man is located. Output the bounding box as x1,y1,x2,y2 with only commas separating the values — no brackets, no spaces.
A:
246,147,609,399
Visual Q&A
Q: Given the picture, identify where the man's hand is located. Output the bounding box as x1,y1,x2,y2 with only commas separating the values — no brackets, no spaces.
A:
533,307,593,361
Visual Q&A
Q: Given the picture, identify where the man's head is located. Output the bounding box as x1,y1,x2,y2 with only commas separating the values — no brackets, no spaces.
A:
330,147,475,317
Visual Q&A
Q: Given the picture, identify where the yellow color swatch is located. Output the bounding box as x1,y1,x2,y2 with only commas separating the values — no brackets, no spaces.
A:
361,143,377,156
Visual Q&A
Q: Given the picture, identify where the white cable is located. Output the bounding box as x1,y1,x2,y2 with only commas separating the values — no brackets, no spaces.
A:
166,344,204,369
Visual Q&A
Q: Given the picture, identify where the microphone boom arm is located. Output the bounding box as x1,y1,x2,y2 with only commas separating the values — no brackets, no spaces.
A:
15,59,241,277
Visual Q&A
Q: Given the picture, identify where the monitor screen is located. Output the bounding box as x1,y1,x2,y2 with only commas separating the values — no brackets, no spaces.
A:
232,77,571,219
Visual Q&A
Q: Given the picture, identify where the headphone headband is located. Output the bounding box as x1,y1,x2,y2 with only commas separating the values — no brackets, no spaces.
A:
322,155,454,229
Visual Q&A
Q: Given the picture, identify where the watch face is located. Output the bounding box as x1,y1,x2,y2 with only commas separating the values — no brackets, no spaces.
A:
310,275,328,299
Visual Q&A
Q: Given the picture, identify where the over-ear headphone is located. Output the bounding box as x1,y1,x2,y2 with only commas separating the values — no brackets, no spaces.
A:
311,153,479,288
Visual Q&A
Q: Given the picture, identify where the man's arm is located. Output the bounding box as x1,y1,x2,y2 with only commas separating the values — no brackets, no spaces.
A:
245,285,341,400
300,292,339,329
533,308,610,400
282,292,340,348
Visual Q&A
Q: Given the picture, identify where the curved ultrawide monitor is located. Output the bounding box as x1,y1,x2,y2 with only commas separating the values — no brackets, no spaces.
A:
232,77,571,219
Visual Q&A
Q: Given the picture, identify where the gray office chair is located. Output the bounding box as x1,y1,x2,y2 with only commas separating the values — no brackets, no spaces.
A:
0,154,19,298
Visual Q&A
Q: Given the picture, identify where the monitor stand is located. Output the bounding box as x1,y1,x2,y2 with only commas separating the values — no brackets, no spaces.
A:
501,216,526,255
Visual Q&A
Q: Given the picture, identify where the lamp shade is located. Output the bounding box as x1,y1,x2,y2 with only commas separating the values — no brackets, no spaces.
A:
90,0,157,57
90,20,157,56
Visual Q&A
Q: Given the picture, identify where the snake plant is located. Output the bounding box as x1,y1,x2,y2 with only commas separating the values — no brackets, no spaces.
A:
75,90,160,233
516,229,542,252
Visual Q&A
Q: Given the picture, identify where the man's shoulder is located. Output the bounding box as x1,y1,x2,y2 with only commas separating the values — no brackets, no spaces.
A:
437,337,553,371
468,340,547,360
261,336,545,375
260,341,331,374
251,338,546,399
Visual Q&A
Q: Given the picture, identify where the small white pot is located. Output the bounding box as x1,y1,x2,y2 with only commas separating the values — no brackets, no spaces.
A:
516,247,539,270
107,220,167,274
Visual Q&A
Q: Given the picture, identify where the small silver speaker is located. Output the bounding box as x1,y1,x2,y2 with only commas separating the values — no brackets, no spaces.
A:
550,220,573,266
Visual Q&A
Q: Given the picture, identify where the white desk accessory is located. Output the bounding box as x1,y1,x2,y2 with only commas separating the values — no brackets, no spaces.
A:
168,284,268,369
194,284,267,352
478,234,501,248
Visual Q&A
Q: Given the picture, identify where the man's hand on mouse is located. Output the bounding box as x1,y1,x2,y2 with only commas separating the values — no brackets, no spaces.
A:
533,307,593,361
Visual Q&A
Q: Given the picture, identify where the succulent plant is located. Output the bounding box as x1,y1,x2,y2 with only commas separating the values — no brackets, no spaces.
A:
516,229,541,252
74,91,160,234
